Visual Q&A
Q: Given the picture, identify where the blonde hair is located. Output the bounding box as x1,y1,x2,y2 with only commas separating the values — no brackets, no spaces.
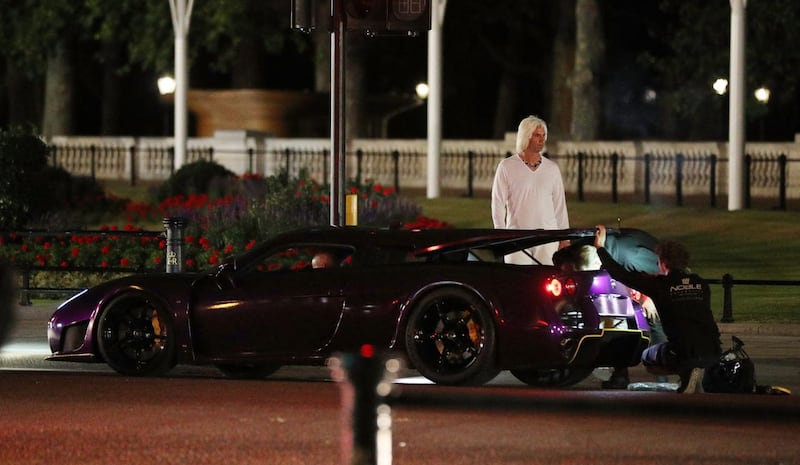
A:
515,115,548,153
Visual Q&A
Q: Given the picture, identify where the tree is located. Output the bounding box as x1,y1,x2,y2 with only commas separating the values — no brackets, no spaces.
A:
571,0,604,140
646,0,800,140
2,0,313,136
0,0,82,136
549,0,576,140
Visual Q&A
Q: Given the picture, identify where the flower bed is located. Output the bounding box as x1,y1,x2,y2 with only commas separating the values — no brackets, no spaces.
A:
0,173,450,278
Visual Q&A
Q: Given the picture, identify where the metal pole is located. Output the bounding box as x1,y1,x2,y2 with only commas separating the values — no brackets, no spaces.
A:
426,0,447,199
168,0,194,172
330,0,346,226
728,0,747,210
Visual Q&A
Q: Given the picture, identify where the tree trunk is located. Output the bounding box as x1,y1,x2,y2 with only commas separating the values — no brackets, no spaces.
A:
549,0,575,140
492,70,517,139
231,38,266,89
313,0,331,94
42,39,75,137
5,57,41,129
100,42,122,135
571,0,604,141
345,35,367,141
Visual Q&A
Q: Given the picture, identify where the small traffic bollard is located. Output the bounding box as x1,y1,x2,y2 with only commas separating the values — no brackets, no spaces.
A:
346,194,358,226
328,345,402,465
162,217,188,273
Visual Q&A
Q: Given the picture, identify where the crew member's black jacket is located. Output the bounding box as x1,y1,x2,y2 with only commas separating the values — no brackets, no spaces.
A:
596,247,722,364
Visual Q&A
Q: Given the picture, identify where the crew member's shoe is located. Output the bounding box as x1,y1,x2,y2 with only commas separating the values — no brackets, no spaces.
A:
678,368,705,394
601,368,630,389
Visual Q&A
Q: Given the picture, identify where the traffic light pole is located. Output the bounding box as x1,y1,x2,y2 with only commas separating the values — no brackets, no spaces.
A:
330,0,347,226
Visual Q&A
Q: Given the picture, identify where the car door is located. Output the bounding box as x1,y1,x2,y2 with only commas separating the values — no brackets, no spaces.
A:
189,246,346,358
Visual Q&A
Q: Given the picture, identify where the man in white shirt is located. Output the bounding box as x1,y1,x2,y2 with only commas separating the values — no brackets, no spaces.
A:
491,115,569,265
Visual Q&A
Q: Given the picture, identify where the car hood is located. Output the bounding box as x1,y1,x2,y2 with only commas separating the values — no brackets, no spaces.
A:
52,272,205,322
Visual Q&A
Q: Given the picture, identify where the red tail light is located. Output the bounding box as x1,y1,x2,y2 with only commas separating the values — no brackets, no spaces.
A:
546,277,577,297
546,278,563,297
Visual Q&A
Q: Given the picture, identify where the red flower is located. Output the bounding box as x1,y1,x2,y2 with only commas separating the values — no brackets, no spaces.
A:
71,247,80,258
185,259,196,268
60,261,69,268
209,255,220,265
101,261,109,268
120,258,131,267
224,244,234,254
101,245,111,254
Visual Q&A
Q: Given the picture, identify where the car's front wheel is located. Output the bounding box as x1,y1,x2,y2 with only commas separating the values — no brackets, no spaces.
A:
96,294,176,376
510,367,592,387
405,288,499,386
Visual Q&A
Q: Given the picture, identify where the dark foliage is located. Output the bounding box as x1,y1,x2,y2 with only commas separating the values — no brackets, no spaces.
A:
0,127,50,228
156,159,237,201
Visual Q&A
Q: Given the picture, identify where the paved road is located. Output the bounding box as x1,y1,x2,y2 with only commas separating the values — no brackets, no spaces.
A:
2,305,800,465
5,304,799,393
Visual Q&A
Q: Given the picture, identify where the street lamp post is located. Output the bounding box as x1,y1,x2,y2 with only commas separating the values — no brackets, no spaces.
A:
755,86,770,140
713,78,728,139
380,83,429,138
157,75,176,136
168,0,194,172
728,0,747,211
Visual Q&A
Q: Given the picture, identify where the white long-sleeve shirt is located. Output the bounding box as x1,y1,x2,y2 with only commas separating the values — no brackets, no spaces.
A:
491,154,569,264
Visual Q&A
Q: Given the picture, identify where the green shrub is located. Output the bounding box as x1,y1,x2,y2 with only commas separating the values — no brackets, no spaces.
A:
0,126,50,228
156,160,236,201
26,166,127,228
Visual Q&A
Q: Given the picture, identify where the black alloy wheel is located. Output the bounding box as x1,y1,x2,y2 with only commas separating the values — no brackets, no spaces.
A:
97,294,176,376
405,288,499,386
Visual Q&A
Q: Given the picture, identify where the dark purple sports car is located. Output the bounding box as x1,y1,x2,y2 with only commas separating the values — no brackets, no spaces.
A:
47,226,653,387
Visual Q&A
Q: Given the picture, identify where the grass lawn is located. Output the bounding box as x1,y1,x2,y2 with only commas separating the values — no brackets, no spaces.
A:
414,195,800,324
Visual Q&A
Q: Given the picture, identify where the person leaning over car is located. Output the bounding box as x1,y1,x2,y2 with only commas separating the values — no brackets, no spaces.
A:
593,225,722,394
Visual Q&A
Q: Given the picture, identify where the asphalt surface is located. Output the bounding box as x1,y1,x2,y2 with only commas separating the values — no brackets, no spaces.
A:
3,303,799,394
2,304,800,465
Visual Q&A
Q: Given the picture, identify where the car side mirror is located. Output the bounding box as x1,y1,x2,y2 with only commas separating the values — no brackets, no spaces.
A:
214,260,237,290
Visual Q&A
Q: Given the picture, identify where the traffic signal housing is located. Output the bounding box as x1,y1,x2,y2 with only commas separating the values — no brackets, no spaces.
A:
344,0,431,35
386,0,431,33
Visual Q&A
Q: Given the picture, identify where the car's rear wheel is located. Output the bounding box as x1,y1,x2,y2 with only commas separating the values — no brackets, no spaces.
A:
510,367,592,387
96,294,176,376
405,288,499,386
216,363,281,379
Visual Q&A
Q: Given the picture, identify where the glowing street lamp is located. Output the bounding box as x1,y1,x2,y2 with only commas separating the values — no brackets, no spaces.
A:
754,86,770,104
415,82,429,100
158,75,176,96
713,78,729,95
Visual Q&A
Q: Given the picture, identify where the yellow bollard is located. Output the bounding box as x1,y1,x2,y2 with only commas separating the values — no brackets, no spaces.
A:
346,194,358,226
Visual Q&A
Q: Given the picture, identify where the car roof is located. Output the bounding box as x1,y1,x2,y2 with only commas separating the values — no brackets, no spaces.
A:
265,225,601,258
